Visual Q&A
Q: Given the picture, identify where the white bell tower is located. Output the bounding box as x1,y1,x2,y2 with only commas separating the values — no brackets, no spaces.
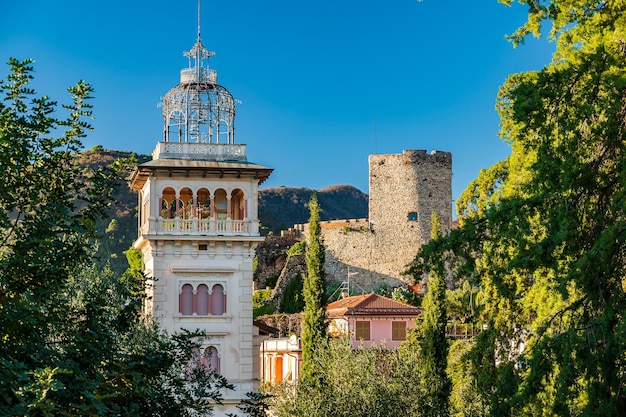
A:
129,7,272,414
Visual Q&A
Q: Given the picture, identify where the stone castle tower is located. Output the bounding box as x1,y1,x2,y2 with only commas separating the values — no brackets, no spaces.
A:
368,150,452,276
300,149,452,291
129,22,272,416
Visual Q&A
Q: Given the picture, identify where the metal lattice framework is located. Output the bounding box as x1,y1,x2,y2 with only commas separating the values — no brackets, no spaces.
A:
161,34,236,144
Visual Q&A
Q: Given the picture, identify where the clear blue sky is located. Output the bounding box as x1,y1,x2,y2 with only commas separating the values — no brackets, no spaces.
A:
1,1,554,210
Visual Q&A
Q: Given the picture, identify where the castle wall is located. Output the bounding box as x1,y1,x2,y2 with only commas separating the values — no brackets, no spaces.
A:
296,150,452,291
368,150,452,281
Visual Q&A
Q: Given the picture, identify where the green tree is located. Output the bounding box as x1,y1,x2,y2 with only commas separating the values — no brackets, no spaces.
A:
417,212,452,417
411,1,626,415
0,58,230,416
280,272,305,313
270,337,421,417
300,193,328,387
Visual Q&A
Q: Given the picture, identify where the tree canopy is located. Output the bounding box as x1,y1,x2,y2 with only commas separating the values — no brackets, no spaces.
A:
300,193,328,387
0,58,231,416
408,1,626,415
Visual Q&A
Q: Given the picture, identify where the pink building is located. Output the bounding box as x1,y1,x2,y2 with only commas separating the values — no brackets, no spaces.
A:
326,294,421,349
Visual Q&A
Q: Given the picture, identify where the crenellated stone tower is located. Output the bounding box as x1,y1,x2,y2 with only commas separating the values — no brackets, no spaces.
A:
129,22,272,415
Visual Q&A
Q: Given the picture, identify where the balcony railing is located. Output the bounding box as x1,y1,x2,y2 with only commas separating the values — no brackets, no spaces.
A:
152,142,247,161
140,217,259,236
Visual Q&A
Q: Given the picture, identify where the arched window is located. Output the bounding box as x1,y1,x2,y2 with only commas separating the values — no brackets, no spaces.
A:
161,187,176,219
186,346,201,378
231,189,245,221
196,284,209,315
214,189,228,220
180,284,194,315
180,187,194,219
211,284,225,315
203,346,220,373
197,188,211,219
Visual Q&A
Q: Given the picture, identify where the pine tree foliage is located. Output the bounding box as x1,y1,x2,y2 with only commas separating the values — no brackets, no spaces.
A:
300,193,328,387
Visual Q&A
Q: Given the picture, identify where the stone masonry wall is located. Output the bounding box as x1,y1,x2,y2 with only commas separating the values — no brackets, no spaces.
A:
293,150,452,292
368,149,452,281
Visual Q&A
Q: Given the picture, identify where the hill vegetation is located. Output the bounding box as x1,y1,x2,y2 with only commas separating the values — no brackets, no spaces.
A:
80,149,368,273
258,184,368,234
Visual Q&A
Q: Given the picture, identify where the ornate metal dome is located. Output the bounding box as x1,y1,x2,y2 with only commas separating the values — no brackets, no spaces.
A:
161,34,236,144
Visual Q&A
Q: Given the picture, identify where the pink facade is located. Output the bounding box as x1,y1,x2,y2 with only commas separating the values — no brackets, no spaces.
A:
327,294,421,349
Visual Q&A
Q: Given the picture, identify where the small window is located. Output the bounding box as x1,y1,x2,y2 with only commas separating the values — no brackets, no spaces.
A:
408,212,418,221
198,244,208,251
355,321,370,341
392,321,407,341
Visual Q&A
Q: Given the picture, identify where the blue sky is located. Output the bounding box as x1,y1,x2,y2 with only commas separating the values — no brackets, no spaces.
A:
1,1,554,210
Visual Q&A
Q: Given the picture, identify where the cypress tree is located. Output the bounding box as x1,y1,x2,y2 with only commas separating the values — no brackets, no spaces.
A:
418,211,451,417
300,193,327,387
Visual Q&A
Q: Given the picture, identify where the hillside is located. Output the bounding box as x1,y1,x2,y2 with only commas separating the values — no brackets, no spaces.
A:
259,185,368,235
78,148,151,274
80,148,369,273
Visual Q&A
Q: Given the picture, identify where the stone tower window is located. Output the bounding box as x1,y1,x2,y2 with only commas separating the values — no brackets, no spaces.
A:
408,212,418,221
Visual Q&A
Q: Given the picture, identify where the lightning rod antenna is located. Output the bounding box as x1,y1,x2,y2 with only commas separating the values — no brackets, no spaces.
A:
197,0,201,42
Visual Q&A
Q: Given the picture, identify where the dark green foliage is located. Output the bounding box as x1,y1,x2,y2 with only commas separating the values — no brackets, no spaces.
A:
0,59,230,416
264,275,279,289
280,272,305,313
408,2,626,415
325,280,344,303
374,282,392,297
227,391,272,417
300,193,328,387
416,212,451,417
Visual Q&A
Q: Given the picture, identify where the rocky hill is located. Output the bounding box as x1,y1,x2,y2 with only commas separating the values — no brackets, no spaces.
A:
81,148,369,274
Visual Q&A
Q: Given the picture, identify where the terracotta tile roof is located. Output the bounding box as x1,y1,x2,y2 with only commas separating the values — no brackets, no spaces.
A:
326,293,422,318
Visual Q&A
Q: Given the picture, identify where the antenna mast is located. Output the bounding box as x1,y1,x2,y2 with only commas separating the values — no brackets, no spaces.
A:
197,0,201,42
